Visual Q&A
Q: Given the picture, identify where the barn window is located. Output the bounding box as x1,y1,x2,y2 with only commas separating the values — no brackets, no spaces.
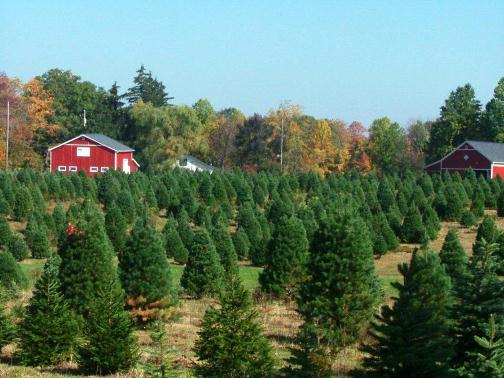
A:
464,155,469,161
57,166,66,172
76,147,90,157
101,167,109,173
90,167,98,173
69,166,77,172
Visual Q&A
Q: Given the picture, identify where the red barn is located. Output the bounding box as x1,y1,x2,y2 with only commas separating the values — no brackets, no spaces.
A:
426,140,504,179
49,134,139,176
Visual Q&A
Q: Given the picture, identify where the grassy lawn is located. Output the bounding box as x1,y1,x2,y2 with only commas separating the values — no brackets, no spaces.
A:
19,259,46,288
170,262,262,292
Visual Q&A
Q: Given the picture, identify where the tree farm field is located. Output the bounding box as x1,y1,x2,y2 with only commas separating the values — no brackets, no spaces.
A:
1,216,481,378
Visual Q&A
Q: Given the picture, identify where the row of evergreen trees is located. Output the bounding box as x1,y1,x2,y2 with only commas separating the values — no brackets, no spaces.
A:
0,167,504,376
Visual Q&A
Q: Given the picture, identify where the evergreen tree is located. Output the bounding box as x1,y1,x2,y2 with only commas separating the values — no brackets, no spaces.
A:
17,256,80,366
177,210,194,249
119,215,173,304
461,209,477,227
233,227,250,260
423,204,441,240
259,216,309,298
291,209,379,374
13,186,32,221
181,229,223,298
439,229,469,289
401,206,428,244
78,280,138,375
163,215,188,264
126,64,171,106
497,190,504,217
0,303,15,351
237,203,263,265
58,211,117,317
362,251,453,377
118,189,136,224
0,216,12,248
0,250,27,290
444,184,464,221
105,201,128,255
211,224,238,274
193,275,275,378
452,239,504,368
7,234,28,261
30,224,51,259
146,320,171,378
459,314,504,378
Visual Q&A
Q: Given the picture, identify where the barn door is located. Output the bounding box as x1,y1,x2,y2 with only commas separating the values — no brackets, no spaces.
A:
122,158,130,174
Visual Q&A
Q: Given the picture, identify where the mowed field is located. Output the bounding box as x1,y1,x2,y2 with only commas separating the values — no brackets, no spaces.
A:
0,213,489,377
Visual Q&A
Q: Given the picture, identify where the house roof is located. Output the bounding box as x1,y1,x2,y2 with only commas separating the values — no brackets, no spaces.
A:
179,155,215,171
49,134,134,152
425,140,504,169
465,140,504,163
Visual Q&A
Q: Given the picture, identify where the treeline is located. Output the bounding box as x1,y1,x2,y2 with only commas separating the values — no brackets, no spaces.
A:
0,168,503,375
1,68,503,173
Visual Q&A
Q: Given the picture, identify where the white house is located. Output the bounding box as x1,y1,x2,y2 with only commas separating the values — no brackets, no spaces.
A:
175,155,216,173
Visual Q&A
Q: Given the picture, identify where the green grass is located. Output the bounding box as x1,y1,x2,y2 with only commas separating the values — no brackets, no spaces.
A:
169,262,262,292
379,275,401,299
19,259,46,288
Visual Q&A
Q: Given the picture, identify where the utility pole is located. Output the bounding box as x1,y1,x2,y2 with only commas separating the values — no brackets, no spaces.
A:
5,101,9,171
83,109,87,128
280,116,284,173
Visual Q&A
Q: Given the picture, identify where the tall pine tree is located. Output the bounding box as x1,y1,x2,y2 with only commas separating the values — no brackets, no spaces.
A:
362,251,454,377
259,216,309,298
17,256,80,366
193,275,275,377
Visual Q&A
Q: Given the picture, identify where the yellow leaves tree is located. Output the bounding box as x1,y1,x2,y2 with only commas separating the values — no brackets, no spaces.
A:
306,120,335,174
23,78,59,137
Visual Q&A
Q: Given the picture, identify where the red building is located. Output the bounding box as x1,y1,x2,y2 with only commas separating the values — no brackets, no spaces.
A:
49,134,139,176
426,140,504,179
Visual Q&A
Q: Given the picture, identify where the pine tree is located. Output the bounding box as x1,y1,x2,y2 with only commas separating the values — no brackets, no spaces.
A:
58,210,117,317
30,224,51,258
452,239,504,368
13,186,32,221
444,184,464,221
0,304,15,351
0,250,27,290
233,227,250,260
401,206,428,244
237,203,263,265
290,209,379,374
118,189,136,224
211,224,238,274
105,201,128,255
362,251,453,377
259,216,309,298
497,190,504,217
459,315,504,378
78,280,138,375
181,229,223,298
119,214,173,304
423,204,441,240
7,234,28,261
0,216,12,248
461,209,477,227
146,320,171,378
473,216,499,256
439,229,469,288
163,215,189,264
193,275,275,378
17,256,80,366
177,210,194,249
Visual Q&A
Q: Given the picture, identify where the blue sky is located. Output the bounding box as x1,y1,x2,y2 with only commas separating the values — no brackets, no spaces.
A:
1,1,503,126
